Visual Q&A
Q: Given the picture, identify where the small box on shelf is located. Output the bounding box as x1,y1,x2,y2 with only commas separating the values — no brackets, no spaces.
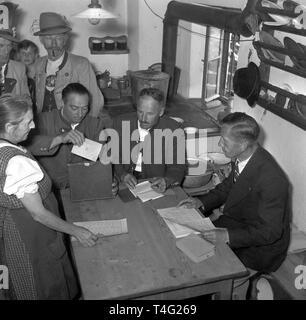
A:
89,35,129,54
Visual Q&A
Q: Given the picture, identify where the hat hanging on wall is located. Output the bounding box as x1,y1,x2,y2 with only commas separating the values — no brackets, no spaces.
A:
0,1,19,42
233,62,261,107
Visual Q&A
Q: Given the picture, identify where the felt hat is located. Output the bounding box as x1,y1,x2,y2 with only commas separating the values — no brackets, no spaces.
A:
233,62,261,107
284,37,306,70
0,2,19,43
33,12,72,36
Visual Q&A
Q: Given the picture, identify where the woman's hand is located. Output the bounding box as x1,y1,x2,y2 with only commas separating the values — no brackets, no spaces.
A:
73,226,98,247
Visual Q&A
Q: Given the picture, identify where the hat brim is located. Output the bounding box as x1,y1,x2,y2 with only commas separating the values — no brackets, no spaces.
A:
33,26,72,36
246,62,261,107
0,33,20,43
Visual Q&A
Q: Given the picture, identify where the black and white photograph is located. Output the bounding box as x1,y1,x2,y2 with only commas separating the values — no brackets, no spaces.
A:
0,0,305,307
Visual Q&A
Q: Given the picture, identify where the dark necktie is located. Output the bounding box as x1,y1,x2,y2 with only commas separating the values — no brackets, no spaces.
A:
233,160,240,183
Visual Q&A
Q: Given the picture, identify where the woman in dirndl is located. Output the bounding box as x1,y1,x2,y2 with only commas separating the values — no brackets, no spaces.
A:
0,95,98,300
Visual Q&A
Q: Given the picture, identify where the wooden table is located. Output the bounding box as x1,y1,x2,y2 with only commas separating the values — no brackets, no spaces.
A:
61,187,248,300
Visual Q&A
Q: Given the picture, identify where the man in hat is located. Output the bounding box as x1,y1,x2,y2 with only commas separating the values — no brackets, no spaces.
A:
0,2,30,97
33,12,104,117
179,112,290,275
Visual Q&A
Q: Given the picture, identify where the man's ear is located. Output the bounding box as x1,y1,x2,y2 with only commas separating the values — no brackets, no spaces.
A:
5,123,14,136
159,107,165,117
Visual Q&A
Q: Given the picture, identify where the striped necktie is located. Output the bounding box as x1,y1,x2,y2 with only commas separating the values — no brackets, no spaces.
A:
233,159,240,183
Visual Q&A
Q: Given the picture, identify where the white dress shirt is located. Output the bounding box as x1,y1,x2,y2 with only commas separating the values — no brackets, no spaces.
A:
134,121,150,172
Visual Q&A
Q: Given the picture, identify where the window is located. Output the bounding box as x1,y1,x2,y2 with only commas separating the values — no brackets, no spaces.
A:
175,24,239,107
203,28,240,103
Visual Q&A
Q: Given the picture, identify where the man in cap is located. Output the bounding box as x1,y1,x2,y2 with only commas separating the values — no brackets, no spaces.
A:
0,2,30,97
33,12,104,117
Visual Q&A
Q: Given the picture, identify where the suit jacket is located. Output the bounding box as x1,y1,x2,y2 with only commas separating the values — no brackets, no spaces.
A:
33,52,104,117
25,109,111,189
199,146,290,272
114,113,186,185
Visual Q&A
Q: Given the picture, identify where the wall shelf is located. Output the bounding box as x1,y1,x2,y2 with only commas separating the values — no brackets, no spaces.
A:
88,36,129,55
254,0,306,130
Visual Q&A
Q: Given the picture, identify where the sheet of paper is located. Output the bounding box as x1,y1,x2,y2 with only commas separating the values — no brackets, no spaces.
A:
71,138,102,162
72,218,128,240
137,189,164,202
129,181,152,197
176,234,215,263
157,207,215,238
129,181,164,202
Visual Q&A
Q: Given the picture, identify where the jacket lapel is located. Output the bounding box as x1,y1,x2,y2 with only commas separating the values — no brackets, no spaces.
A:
224,146,264,210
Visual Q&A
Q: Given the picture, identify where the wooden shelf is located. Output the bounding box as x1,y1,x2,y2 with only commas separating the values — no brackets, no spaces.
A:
260,56,306,78
90,49,129,55
257,6,299,18
253,41,302,57
257,97,306,130
264,25,306,37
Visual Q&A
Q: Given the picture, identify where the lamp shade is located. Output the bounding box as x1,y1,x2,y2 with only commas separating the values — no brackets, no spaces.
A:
73,7,117,19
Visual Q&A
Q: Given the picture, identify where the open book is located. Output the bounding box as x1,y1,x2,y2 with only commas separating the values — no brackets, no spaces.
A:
129,181,164,202
157,207,215,238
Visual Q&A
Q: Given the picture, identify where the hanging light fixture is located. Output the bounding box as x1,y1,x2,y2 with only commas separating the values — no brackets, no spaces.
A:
73,0,117,25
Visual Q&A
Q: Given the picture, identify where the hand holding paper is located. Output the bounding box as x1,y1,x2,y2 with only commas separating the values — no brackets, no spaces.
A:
71,138,103,161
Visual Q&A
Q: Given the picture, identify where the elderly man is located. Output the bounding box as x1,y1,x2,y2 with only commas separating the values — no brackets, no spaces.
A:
33,12,104,117
179,112,290,274
25,82,115,194
0,2,29,97
114,87,186,193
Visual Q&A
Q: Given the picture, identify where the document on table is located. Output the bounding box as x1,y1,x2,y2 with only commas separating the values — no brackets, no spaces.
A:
71,218,128,240
176,234,215,263
129,181,164,202
157,207,215,238
71,138,102,162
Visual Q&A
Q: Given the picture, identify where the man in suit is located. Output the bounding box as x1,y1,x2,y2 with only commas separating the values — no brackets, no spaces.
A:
25,82,116,194
114,87,186,193
32,12,104,117
179,112,290,273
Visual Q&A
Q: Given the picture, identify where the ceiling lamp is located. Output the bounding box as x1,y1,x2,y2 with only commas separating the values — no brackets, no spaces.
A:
73,0,117,25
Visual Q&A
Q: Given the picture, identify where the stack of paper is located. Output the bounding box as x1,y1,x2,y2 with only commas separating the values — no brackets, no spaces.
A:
157,207,215,238
129,181,164,202
72,218,128,240
176,234,215,263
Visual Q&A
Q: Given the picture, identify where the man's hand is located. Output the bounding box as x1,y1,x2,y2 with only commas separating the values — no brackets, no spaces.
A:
112,177,119,196
122,173,137,189
60,129,85,147
177,197,204,209
201,228,229,244
150,177,167,193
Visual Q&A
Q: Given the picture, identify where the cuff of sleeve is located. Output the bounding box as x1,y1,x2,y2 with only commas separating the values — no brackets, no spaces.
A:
15,183,39,199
